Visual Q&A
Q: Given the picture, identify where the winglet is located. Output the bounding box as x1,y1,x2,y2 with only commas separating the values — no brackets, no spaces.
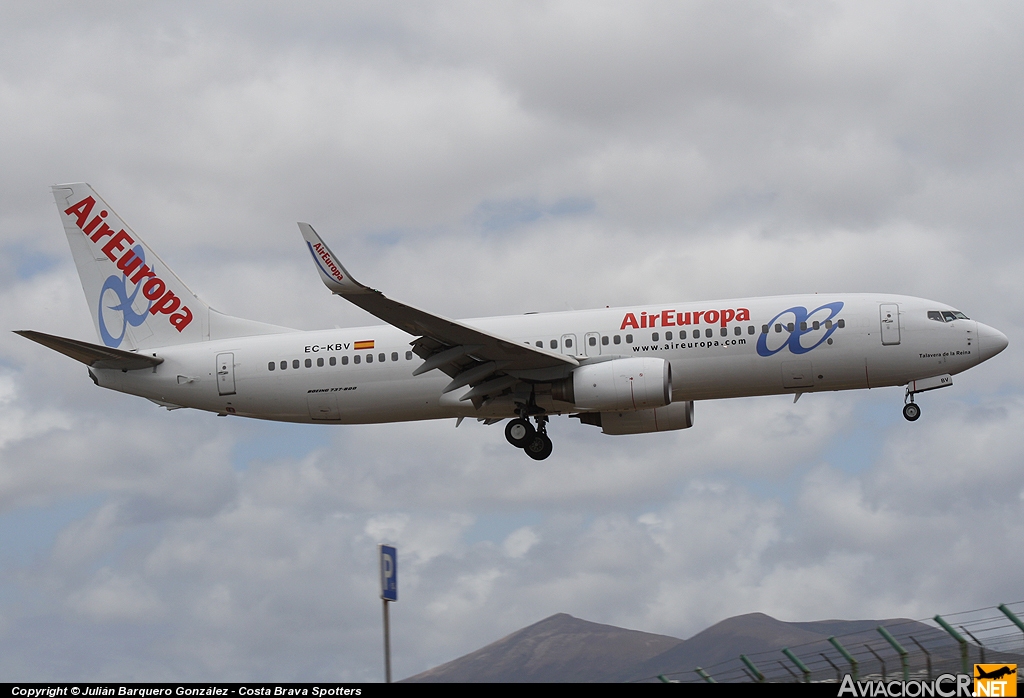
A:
297,223,372,295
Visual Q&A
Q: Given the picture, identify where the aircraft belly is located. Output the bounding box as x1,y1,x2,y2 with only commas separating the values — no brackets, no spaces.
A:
333,378,448,423
671,354,774,400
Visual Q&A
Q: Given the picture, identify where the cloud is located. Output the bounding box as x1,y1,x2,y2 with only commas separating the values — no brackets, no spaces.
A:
0,0,1022,682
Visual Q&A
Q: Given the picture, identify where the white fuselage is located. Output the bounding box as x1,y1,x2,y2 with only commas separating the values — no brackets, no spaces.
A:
90,293,1002,426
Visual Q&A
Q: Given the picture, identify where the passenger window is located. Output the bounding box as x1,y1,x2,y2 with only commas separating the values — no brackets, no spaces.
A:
825,320,833,329
734,326,741,336
666,331,672,340
367,354,373,363
837,319,846,328
268,362,275,371
652,332,659,342
317,358,324,367
705,328,713,338
406,351,413,360
762,325,769,334
812,321,819,330
354,355,361,364
550,340,557,349
331,356,338,366
392,352,398,362
280,361,287,370
800,322,807,331
536,341,543,348
565,338,573,348
379,353,386,362
305,358,312,368
928,311,944,322
775,324,782,333
748,326,755,335
341,356,348,365
292,359,300,369
601,336,609,346
786,323,794,332
589,336,597,346
626,334,633,343
720,328,727,337
614,335,621,345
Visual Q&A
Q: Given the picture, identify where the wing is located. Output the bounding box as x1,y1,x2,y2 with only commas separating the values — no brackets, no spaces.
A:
298,223,577,405
15,330,164,370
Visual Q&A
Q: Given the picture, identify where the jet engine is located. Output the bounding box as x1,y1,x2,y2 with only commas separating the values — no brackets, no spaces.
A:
551,357,672,411
575,400,695,435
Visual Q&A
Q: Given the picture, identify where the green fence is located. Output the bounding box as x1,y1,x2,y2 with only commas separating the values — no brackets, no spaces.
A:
646,601,1024,683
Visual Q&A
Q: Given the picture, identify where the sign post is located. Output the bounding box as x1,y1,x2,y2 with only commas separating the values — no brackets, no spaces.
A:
379,545,397,683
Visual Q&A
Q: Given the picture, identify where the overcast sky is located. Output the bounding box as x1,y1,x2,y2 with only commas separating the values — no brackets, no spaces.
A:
1,1,1023,682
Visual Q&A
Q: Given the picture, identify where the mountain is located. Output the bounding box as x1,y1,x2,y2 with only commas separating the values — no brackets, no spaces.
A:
623,612,934,682
402,610,1024,683
401,613,683,683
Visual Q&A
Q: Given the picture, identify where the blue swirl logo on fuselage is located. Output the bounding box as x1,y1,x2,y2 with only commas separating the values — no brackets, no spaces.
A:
98,245,153,348
756,301,844,357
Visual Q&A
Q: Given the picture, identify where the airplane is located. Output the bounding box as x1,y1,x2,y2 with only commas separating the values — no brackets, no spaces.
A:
15,183,1009,461
975,666,1016,681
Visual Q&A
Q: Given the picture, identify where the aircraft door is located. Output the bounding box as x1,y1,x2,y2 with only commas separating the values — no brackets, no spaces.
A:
880,304,901,345
584,332,601,357
216,352,236,396
561,334,578,356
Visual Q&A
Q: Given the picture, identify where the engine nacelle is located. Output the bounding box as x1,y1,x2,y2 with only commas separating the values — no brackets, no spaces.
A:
577,401,695,435
552,357,671,411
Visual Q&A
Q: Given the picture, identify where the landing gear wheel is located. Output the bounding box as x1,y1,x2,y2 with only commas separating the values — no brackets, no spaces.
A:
505,418,535,448
903,403,921,422
524,433,553,461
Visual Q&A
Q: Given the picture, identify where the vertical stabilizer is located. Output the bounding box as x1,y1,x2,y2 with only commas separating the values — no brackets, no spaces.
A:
52,183,292,350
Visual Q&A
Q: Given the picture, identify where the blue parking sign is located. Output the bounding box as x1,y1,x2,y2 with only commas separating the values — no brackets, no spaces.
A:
379,545,397,601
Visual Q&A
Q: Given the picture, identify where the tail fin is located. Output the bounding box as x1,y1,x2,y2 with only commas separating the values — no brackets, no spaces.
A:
53,183,290,349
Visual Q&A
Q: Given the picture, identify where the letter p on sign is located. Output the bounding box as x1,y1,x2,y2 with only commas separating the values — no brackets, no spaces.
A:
380,545,397,601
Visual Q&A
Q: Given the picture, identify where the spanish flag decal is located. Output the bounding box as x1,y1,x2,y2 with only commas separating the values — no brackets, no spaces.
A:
354,340,375,350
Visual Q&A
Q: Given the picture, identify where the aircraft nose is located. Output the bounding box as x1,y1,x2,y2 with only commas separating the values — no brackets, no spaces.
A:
976,322,1009,362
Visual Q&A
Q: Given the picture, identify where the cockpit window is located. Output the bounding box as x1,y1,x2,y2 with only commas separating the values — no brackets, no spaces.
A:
930,310,971,322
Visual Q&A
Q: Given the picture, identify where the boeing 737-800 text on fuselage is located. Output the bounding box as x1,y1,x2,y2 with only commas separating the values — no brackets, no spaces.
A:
17,183,1009,460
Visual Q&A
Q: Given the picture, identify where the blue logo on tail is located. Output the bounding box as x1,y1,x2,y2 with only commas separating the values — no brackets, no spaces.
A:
97,245,153,348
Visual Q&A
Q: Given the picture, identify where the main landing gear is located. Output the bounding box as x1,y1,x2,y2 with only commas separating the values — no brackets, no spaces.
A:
505,414,553,460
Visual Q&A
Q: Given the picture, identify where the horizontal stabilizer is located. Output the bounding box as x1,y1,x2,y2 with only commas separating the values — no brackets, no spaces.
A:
14,330,164,370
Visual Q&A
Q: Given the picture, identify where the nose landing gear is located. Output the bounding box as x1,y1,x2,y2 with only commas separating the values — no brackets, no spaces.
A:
902,401,921,422
505,411,553,460
902,374,953,421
